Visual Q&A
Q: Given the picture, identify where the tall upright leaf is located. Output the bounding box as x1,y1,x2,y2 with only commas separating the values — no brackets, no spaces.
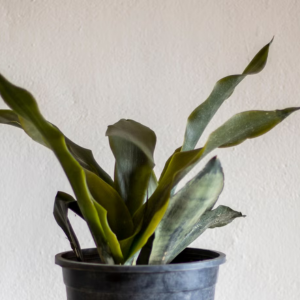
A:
149,157,224,264
84,169,134,240
182,38,273,151
106,119,156,215
0,74,115,264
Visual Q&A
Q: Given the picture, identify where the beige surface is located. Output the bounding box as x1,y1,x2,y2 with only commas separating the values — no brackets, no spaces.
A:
0,1,299,299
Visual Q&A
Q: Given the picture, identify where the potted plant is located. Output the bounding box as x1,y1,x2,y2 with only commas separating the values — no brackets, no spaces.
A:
0,39,298,300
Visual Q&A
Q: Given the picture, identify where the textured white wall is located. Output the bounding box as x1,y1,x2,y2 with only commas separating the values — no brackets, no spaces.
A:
0,0,299,299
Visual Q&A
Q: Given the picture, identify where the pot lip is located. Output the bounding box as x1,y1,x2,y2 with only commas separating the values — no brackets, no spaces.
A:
55,247,226,273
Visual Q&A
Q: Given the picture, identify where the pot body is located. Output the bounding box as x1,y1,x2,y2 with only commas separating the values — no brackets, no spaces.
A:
55,247,225,300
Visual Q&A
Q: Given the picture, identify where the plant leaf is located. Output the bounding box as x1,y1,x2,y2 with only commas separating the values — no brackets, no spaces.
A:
84,169,134,240
0,109,22,128
0,109,114,187
128,106,299,259
147,171,158,198
161,107,300,192
149,157,224,264
0,74,114,264
53,191,83,261
136,233,155,265
68,201,84,219
106,119,156,216
171,205,244,262
158,146,181,182
182,38,273,151
93,201,124,264
203,108,300,152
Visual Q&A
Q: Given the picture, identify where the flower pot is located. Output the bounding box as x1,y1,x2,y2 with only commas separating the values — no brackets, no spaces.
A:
55,247,225,300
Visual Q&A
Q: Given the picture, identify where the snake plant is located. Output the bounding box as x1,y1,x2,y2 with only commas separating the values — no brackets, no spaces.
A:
0,39,298,265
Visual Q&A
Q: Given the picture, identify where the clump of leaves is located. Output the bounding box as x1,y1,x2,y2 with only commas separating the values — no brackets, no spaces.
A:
0,39,298,265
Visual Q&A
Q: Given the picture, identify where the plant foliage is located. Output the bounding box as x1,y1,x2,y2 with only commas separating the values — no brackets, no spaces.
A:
0,40,298,265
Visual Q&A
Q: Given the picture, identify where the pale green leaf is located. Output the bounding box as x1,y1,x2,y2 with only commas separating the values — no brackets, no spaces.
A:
182,39,273,151
149,157,224,264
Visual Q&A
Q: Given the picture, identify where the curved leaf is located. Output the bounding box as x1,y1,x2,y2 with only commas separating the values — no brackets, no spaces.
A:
93,201,124,264
0,109,22,128
147,171,158,198
0,110,114,187
158,146,181,182
128,106,299,259
161,107,300,191
203,108,300,152
68,200,84,219
53,191,83,261
106,119,156,215
84,169,134,240
182,38,273,151
0,74,114,264
149,157,224,264
172,205,244,262
65,137,114,187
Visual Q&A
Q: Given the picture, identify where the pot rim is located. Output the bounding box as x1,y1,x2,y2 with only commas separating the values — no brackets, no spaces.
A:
55,247,226,273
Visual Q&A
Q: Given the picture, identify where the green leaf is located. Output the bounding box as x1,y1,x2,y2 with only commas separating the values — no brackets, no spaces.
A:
65,137,114,187
128,106,299,260
171,205,244,262
84,169,134,240
0,110,114,187
147,171,158,198
136,233,155,265
0,109,22,128
53,192,84,261
0,74,114,264
126,180,172,259
119,217,144,262
182,38,273,151
93,201,124,264
158,147,181,182
106,119,156,216
161,107,300,192
203,108,300,152
68,200,84,219
149,157,224,264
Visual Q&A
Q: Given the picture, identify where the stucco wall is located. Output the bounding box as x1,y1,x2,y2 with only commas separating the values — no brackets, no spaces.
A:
0,1,299,299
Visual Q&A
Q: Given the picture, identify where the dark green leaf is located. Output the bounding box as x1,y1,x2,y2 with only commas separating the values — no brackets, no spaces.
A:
106,119,156,216
0,109,21,128
53,191,83,261
0,74,115,264
68,201,84,219
136,233,155,265
149,157,224,264
182,39,273,151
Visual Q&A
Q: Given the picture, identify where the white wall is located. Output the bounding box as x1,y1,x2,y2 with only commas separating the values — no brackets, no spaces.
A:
0,1,299,299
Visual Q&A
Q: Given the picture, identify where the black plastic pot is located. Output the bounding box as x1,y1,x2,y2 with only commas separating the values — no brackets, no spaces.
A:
55,247,225,300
